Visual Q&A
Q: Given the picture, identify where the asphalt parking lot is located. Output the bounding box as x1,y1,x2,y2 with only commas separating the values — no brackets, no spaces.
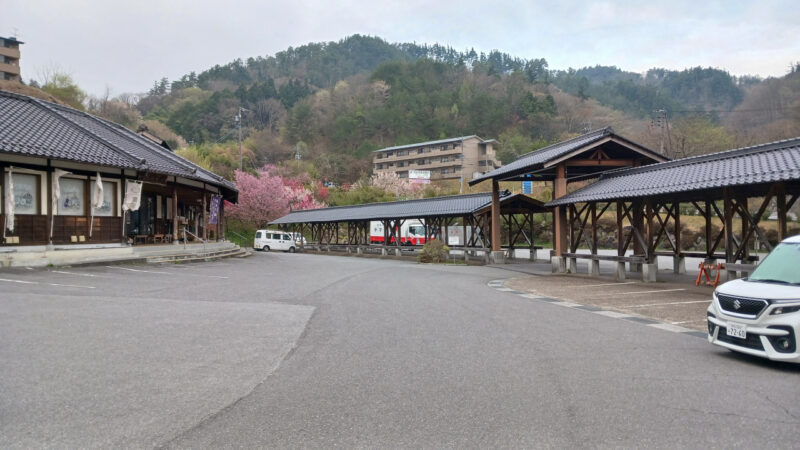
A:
507,274,713,332
2,252,799,448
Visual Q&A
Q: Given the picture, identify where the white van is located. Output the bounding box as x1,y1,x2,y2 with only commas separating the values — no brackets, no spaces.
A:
254,229,296,253
708,235,800,362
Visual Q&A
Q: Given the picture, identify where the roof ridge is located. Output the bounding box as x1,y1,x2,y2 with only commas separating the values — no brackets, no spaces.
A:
516,126,612,159
600,135,800,181
289,191,499,214
50,104,200,172
19,93,147,168
373,135,481,153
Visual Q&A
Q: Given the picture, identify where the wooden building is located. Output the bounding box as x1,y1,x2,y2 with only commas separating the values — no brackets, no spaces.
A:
0,91,237,248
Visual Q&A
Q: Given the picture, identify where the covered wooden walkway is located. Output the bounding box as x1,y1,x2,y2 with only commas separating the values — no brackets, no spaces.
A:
270,192,550,262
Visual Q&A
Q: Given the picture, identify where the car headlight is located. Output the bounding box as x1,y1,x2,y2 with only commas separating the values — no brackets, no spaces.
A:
771,305,800,315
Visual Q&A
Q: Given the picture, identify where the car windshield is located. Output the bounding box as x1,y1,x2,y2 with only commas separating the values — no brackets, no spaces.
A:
749,243,800,284
409,226,424,236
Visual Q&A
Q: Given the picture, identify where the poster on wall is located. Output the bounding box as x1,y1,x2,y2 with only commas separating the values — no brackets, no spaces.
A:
208,195,221,225
91,181,115,217
8,173,38,215
58,178,85,216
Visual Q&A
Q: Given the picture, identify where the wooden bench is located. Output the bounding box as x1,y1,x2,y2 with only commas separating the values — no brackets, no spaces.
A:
560,252,651,281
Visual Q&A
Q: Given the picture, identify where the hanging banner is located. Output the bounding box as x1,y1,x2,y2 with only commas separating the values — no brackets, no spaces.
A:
208,195,221,225
122,180,143,212
89,173,104,237
4,167,14,235
50,168,72,238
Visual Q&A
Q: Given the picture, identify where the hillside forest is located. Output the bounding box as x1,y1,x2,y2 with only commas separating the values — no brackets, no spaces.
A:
15,34,800,232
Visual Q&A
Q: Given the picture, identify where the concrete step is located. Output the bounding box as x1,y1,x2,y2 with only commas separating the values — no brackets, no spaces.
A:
146,246,248,264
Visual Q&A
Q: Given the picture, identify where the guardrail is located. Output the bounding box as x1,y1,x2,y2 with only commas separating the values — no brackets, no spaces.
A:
182,227,206,253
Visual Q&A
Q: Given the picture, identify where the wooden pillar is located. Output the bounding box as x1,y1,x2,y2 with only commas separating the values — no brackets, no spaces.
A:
172,182,179,242
705,200,713,259
218,198,225,240
777,182,788,241
674,203,681,256
491,179,501,252
202,190,208,241
553,164,568,256
590,203,598,255
462,216,468,248
739,196,749,261
723,188,734,263
616,200,624,257
46,160,53,245
632,199,644,257
645,200,654,263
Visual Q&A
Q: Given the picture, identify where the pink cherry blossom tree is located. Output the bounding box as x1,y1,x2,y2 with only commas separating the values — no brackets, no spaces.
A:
226,165,326,227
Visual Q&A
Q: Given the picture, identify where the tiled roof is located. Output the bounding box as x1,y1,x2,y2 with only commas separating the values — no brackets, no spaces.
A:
469,127,665,185
548,137,800,206
0,90,236,194
271,191,515,224
373,135,485,153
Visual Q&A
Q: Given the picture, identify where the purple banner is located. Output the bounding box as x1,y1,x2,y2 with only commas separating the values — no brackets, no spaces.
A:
208,195,221,225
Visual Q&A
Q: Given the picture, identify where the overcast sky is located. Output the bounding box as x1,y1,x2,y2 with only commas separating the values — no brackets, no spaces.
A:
3,0,799,97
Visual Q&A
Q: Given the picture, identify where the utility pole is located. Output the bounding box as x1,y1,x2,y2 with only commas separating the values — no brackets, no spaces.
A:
651,109,674,157
236,107,249,171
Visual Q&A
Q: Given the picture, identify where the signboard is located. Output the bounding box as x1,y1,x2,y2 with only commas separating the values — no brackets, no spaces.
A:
208,195,221,225
409,169,431,185
522,181,533,194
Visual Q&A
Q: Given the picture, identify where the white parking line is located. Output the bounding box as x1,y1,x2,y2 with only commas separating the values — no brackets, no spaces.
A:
105,266,229,278
0,278,94,289
577,281,639,288
47,283,96,289
0,278,38,284
626,299,710,308
648,323,692,333
51,270,98,277
594,310,633,319
595,288,687,297
107,266,173,274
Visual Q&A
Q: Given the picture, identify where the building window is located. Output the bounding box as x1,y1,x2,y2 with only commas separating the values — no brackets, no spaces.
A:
5,172,39,215
418,148,424,154
441,157,448,163
91,180,116,217
398,172,408,178
480,147,486,155
376,163,383,169
418,159,425,165
58,178,85,216
478,160,487,166
398,150,406,156
387,152,394,157
388,162,394,167
397,162,405,167
442,168,451,174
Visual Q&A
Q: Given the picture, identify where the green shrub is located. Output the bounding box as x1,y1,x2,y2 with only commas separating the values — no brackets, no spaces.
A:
418,239,450,263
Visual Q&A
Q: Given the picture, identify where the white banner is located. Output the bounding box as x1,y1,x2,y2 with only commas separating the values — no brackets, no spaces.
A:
122,180,143,212
50,168,72,238
4,167,14,235
89,173,104,237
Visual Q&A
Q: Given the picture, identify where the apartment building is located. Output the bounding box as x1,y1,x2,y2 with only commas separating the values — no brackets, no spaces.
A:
372,135,500,182
0,36,23,81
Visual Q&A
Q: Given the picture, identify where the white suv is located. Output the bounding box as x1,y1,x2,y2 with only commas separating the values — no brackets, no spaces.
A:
708,235,800,362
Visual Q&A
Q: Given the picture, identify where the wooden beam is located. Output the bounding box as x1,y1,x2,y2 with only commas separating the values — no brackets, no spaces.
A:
565,159,635,167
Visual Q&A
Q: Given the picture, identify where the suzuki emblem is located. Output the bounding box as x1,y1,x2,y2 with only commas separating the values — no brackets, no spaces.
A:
733,299,742,310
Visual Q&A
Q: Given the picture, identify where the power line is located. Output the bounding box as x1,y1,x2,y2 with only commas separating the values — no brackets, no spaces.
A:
668,106,795,114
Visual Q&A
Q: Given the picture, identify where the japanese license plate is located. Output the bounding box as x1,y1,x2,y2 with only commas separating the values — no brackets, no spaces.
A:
727,322,747,339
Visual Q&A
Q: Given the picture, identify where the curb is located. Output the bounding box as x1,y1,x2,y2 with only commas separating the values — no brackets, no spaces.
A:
486,279,708,339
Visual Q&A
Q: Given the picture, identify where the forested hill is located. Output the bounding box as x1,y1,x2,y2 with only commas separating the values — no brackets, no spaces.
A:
107,34,798,182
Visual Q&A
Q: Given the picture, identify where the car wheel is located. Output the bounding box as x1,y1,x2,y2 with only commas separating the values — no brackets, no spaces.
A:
288,247,296,253
263,245,270,252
